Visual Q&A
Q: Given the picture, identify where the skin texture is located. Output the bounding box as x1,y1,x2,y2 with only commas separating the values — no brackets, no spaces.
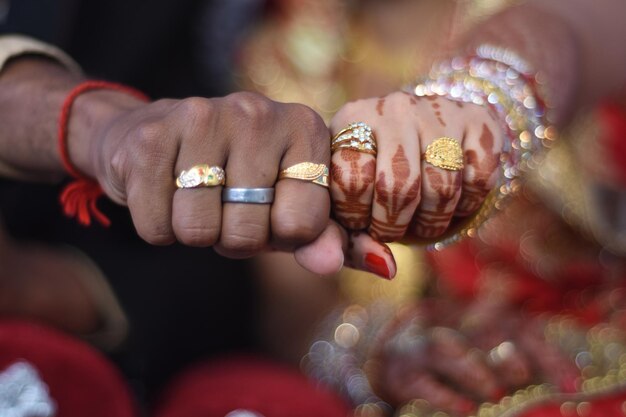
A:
324,0,626,406
0,57,344,274
330,92,503,243
327,0,626,275
1,0,626,279
374,301,579,416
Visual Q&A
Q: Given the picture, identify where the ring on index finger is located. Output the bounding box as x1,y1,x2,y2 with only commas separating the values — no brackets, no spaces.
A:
176,164,226,189
331,122,377,155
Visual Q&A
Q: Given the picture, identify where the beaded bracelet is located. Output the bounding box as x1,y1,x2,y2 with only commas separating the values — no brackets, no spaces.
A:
408,44,556,250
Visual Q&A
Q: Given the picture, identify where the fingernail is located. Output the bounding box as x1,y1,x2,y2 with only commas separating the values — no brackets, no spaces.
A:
364,253,392,279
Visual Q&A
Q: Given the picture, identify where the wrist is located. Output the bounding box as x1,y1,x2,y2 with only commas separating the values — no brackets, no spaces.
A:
461,4,581,126
67,88,146,179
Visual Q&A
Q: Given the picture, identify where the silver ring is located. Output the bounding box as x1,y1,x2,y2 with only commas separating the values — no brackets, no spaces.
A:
222,188,275,204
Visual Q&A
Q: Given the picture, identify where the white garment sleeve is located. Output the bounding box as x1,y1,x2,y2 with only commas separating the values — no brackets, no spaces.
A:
0,33,82,75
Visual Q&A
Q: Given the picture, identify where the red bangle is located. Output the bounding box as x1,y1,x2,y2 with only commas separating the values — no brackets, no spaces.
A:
58,80,149,227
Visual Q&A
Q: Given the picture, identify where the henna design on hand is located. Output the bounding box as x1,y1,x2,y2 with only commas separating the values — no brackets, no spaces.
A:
411,166,461,237
429,100,447,127
401,91,418,105
457,124,501,215
332,150,376,229
376,98,385,116
370,145,421,241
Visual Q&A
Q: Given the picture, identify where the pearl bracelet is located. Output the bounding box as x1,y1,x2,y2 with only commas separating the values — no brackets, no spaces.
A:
408,45,555,250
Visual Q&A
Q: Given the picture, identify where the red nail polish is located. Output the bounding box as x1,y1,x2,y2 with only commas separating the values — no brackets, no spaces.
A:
364,253,391,279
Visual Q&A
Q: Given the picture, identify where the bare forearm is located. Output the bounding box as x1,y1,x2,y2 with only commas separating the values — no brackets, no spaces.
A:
0,57,143,182
462,0,626,125
0,57,79,181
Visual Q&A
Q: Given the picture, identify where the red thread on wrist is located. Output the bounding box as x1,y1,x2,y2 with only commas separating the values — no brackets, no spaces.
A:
58,80,149,227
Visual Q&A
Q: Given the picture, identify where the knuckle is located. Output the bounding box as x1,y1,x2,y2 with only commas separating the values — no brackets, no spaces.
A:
134,121,165,145
175,224,218,247
226,91,275,121
106,149,132,201
175,97,214,121
330,101,361,128
386,91,409,109
286,104,329,156
289,103,325,129
136,224,175,246
273,210,323,245
330,96,379,130
109,147,131,180
131,124,167,172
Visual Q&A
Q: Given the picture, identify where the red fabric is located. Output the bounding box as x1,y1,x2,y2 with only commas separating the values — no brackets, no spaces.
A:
155,355,351,417
427,240,605,325
0,320,136,417
58,81,148,227
599,102,626,187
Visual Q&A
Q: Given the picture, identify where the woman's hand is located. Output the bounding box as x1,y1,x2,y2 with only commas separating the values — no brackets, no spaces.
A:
71,91,345,274
329,91,503,242
373,301,579,416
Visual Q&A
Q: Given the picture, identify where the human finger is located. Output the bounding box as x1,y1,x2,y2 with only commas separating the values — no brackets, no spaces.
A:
271,103,331,251
119,101,180,245
409,97,465,239
456,107,503,216
213,94,331,258
484,340,534,389
367,92,423,242
171,98,225,247
517,320,579,393
294,220,346,276
329,105,377,231
343,231,396,279
463,303,534,389
213,93,282,258
428,327,503,402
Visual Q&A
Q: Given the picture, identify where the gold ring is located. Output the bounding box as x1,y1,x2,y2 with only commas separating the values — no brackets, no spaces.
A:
278,162,329,188
331,122,377,155
176,164,226,189
424,137,464,171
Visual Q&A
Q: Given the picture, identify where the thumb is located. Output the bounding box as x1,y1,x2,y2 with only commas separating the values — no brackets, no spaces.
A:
295,221,397,279
344,231,397,279
294,220,346,276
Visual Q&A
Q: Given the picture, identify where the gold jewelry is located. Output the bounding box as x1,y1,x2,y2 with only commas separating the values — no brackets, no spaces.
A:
331,122,377,155
176,164,225,189
278,162,329,188
424,137,464,171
